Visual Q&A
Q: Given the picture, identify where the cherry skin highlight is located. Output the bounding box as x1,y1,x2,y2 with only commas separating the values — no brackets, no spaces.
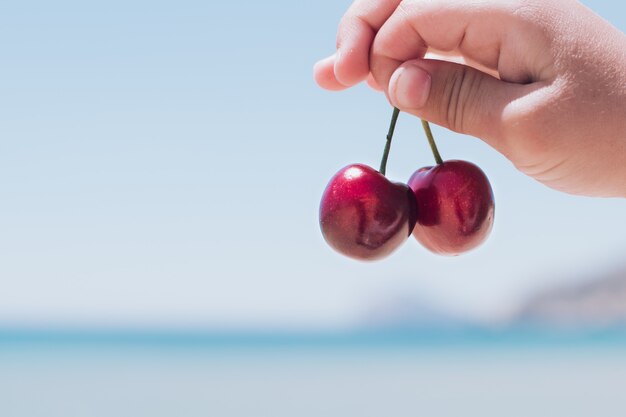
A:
320,164,417,261
408,160,494,256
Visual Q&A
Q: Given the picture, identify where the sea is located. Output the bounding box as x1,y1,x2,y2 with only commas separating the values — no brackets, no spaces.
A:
1,328,626,417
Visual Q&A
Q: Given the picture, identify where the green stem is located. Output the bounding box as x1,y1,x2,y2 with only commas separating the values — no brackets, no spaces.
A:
421,119,443,165
380,107,400,176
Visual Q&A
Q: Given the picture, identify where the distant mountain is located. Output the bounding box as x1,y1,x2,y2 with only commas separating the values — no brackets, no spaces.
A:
359,292,468,330
359,265,626,332
512,265,626,328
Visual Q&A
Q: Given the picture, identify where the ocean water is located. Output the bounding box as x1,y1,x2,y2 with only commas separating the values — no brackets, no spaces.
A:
1,330,626,417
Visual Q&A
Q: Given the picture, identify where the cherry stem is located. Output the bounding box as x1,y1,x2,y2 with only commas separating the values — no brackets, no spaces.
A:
421,119,443,165
380,107,400,176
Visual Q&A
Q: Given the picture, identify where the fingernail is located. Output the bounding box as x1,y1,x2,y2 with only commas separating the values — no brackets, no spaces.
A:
390,63,431,109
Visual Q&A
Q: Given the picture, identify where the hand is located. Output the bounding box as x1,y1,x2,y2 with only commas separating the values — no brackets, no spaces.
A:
314,0,626,197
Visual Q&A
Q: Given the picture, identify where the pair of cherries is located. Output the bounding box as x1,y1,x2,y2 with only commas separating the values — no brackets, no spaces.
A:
319,108,495,260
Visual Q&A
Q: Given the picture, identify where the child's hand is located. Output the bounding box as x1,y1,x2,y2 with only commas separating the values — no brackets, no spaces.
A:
314,0,626,197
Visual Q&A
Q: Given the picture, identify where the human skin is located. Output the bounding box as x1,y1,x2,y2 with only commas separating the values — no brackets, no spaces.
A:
314,0,626,197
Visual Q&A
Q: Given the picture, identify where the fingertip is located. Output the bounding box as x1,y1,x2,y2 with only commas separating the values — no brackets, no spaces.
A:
334,48,370,87
313,54,348,91
387,61,431,110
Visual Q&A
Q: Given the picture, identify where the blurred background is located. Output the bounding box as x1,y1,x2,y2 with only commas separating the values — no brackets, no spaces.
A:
1,0,625,416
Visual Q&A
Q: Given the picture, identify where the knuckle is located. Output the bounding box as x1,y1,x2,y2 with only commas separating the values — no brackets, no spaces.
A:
440,66,482,134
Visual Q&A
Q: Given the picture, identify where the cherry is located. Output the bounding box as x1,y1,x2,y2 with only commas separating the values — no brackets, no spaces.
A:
319,108,417,261
408,120,495,256
320,164,417,260
408,160,494,255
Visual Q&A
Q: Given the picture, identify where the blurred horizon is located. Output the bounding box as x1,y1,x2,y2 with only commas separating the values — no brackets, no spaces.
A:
1,258,626,333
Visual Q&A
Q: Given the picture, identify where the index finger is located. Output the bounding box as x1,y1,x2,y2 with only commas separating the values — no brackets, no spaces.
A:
332,0,402,87
370,0,548,90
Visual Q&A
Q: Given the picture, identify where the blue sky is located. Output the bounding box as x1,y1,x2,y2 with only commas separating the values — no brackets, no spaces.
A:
0,0,625,329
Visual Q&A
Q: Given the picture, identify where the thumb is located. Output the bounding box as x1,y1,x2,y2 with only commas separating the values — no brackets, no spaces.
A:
388,59,527,148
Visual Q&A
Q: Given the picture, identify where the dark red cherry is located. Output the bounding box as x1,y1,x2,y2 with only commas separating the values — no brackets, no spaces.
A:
320,164,417,261
408,160,494,256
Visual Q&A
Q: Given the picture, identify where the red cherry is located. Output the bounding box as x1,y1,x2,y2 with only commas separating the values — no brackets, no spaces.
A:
408,160,494,256
320,164,417,261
